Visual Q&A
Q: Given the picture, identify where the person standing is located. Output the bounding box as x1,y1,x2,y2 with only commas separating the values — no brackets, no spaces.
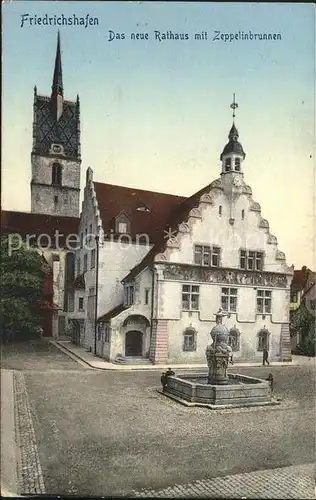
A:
263,347,269,366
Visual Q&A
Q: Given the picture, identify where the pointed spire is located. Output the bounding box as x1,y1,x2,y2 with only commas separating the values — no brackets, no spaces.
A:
51,31,64,122
51,31,63,97
228,123,239,142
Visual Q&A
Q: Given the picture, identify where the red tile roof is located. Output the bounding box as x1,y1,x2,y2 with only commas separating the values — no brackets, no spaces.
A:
1,211,79,249
94,182,186,244
122,182,213,281
291,267,310,291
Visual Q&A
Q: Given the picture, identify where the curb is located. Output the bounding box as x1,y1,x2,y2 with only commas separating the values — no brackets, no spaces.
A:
52,341,300,372
1,370,20,497
50,341,97,369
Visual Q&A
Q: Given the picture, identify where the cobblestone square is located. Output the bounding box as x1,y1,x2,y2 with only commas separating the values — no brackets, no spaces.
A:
1,342,315,497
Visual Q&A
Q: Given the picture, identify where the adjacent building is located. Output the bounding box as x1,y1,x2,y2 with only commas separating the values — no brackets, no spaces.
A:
2,33,81,338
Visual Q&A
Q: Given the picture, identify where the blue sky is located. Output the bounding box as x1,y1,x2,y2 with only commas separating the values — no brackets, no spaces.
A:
2,2,315,268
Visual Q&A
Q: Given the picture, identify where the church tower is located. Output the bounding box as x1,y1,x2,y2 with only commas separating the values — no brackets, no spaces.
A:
31,32,81,217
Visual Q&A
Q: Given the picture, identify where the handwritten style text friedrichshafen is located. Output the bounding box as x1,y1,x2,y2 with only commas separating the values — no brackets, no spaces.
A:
20,14,99,28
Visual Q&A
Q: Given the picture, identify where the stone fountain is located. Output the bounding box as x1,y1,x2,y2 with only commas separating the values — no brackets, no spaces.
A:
160,308,279,409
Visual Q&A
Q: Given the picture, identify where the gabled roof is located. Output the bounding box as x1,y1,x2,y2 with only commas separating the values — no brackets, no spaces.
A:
122,181,214,281
291,267,311,291
1,211,79,248
94,182,186,244
98,303,130,322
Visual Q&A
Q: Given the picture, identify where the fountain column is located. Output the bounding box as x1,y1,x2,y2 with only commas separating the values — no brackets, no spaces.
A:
206,308,233,385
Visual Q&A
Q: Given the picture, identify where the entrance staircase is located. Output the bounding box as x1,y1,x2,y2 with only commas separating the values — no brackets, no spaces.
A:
280,324,292,361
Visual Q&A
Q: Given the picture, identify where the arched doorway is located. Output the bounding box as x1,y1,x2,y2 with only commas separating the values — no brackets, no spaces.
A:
125,330,143,357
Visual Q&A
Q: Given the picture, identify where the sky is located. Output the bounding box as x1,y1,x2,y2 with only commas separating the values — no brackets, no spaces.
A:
2,1,315,269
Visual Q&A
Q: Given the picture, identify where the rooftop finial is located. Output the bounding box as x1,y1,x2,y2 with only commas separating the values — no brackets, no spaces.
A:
230,93,238,121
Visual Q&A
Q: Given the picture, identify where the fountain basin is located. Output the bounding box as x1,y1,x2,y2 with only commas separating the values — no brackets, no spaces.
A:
162,373,279,409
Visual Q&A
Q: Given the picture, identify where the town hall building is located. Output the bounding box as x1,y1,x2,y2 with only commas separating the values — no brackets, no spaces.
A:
2,33,294,363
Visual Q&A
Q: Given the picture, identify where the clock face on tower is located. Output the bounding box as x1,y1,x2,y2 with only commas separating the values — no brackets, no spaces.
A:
52,144,62,154
233,177,242,187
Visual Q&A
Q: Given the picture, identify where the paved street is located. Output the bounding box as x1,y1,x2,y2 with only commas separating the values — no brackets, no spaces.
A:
1,340,315,497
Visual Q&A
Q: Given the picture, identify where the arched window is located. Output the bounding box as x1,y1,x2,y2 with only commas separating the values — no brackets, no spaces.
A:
235,158,241,171
241,209,245,220
183,327,197,352
228,327,241,352
257,327,270,351
219,205,222,216
225,158,231,172
52,163,62,186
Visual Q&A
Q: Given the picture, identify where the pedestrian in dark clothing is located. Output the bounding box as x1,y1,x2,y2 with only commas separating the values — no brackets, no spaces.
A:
263,348,269,366
161,368,175,391
266,373,274,393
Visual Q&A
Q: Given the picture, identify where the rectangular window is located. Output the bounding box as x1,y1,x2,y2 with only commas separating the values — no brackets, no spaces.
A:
78,297,84,311
83,254,88,273
76,257,81,276
221,287,237,312
240,250,264,271
125,285,134,306
257,290,272,314
235,158,241,171
183,330,197,352
104,325,111,343
145,289,150,305
290,291,298,303
225,158,231,172
91,249,96,269
129,286,134,305
68,293,74,312
118,222,127,233
80,232,83,248
87,287,95,320
89,223,92,237
194,245,220,267
182,284,200,311
212,247,221,266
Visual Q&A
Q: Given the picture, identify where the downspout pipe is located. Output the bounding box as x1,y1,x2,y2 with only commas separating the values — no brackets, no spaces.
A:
94,234,100,356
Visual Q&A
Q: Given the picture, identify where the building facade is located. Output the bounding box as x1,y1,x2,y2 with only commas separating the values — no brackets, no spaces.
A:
70,120,294,364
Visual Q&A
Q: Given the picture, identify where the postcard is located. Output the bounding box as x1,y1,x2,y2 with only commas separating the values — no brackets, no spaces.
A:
1,2,315,499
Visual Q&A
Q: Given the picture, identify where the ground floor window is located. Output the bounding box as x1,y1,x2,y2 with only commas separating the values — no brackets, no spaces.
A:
257,327,270,351
183,327,197,351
